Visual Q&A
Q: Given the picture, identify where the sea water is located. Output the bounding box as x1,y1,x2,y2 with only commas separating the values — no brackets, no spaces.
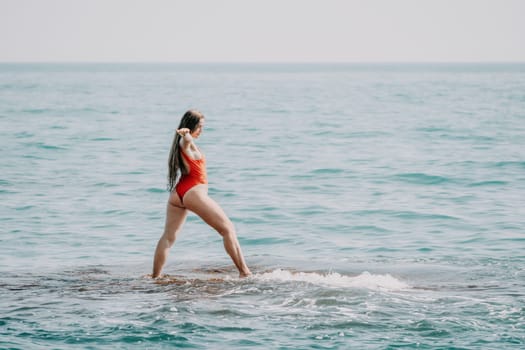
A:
1,63,524,349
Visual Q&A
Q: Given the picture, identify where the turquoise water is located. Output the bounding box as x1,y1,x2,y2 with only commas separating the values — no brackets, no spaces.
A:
1,63,524,349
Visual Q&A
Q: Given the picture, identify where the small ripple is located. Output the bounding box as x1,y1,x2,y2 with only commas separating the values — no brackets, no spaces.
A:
311,168,345,175
243,237,293,245
351,225,392,233
0,179,12,186
93,182,118,188
306,319,377,331
468,180,508,187
14,131,34,138
351,209,460,221
216,326,254,332
494,161,525,169
21,108,50,114
102,209,134,215
14,205,35,211
90,137,115,141
146,187,165,193
392,172,452,185
24,142,68,151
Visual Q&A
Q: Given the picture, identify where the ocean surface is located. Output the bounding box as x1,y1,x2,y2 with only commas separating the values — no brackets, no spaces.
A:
1,63,524,349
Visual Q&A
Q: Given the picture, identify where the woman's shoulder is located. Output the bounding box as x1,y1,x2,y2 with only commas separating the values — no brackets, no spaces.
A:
180,141,203,160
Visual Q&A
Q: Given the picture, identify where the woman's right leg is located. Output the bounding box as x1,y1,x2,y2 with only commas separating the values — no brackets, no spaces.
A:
152,192,187,278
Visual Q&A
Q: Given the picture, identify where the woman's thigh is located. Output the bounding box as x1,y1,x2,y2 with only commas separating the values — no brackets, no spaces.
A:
183,186,231,234
164,191,188,238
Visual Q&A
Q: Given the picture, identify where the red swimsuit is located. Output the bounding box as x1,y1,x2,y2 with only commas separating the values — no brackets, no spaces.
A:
175,149,208,201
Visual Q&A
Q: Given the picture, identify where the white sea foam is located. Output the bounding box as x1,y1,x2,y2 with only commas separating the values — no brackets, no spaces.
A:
255,269,410,291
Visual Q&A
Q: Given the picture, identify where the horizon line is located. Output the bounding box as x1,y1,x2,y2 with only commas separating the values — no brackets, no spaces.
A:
1,60,525,65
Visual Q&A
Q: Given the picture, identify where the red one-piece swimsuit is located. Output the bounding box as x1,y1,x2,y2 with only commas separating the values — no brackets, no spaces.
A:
175,149,208,202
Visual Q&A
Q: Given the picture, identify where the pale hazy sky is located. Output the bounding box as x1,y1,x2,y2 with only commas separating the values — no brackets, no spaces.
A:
1,0,524,62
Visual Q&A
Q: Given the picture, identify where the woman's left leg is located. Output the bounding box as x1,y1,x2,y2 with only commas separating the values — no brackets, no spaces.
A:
183,186,251,277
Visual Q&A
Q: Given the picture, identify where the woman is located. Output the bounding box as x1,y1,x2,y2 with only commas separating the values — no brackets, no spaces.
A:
152,110,252,278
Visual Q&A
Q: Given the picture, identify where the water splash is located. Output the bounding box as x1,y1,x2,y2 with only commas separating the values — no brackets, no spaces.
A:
255,269,410,291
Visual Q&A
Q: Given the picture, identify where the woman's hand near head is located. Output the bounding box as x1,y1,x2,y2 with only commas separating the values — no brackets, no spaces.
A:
177,128,193,150
177,128,191,136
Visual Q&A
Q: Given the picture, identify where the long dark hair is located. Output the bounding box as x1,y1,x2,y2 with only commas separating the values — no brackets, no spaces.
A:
167,110,205,191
